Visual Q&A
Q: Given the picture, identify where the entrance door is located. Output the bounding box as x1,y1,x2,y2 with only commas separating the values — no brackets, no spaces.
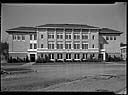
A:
30,54,35,62
99,54,103,60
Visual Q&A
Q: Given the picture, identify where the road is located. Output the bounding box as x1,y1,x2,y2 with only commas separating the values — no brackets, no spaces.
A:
1,63,126,92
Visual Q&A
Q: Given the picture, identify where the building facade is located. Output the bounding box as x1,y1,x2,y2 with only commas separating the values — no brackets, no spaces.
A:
120,44,127,60
6,24,123,62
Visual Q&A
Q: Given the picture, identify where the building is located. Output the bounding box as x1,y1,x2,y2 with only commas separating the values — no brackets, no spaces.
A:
6,24,123,62
120,43,127,60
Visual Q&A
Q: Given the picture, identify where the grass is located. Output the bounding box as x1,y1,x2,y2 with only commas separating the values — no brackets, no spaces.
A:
1,62,26,66
2,68,32,72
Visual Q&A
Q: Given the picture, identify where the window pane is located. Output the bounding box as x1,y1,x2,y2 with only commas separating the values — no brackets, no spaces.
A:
41,44,43,48
69,35,71,39
65,35,68,39
57,35,59,39
22,35,25,40
60,35,63,39
110,36,113,40
114,36,116,40
82,35,88,39
92,35,95,40
30,35,32,40
92,44,94,48
69,44,71,49
52,44,54,49
13,35,15,40
17,35,20,40
52,35,54,39
34,44,37,49
106,36,109,40
30,44,32,49
34,34,37,40
41,35,43,39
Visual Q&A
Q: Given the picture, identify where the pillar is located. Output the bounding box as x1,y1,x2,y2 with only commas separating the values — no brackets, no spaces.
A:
103,52,106,61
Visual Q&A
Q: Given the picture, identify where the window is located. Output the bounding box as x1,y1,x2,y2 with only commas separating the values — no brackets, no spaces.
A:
66,53,71,59
41,54,43,57
65,42,71,49
110,36,113,40
57,33,63,39
48,42,54,49
30,44,32,49
82,42,88,49
92,44,95,48
92,53,95,57
57,42,63,49
22,35,25,40
41,44,43,48
30,34,32,40
48,33,54,39
49,53,54,59
92,35,95,40
74,54,80,59
17,35,21,41
82,34,88,39
74,33,80,39
114,36,116,40
74,42,80,49
100,44,103,49
34,44,37,49
13,35,17,40
34,34,37,40
83,54,87,59
41,35,43,39
65,33,71,39
106,36,109,40
57,54,63,59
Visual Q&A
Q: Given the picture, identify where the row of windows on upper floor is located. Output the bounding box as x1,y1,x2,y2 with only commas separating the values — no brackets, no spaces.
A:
12,34,94,41
13,35,25,41
41,33,94,40
12,34,37,41
29,42,97,49
106,36,116,40
12,34,117,41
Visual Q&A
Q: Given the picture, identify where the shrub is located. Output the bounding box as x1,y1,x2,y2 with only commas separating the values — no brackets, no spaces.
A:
25,55,30,62
36,56,44,63
106,55,124,62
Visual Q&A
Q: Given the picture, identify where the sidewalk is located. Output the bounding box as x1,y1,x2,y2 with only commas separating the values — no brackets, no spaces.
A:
22,62,35,66
37,74,126,92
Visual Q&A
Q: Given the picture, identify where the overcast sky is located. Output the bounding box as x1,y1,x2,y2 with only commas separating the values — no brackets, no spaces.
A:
1,2,126,43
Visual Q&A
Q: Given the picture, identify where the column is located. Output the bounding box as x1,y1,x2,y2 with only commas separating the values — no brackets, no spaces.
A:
55,28,57,49
63,28,65,49
80,29,82,49
103,52,106,61
71,29,74,49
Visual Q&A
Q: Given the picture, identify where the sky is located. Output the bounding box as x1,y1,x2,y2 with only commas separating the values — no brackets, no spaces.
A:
1,2,127,43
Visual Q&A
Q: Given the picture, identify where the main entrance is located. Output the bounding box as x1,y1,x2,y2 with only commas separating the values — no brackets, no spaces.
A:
30,54,35,62
99,54,103,61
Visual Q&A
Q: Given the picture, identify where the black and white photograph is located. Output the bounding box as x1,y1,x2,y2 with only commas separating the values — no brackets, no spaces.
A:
1,2,127,94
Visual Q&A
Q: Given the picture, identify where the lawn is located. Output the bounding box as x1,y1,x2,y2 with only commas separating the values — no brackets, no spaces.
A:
1,62,126,91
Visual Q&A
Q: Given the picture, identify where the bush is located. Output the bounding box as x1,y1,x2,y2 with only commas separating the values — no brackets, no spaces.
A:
36,57,44,63
8,55,30,63
106,55,124,62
